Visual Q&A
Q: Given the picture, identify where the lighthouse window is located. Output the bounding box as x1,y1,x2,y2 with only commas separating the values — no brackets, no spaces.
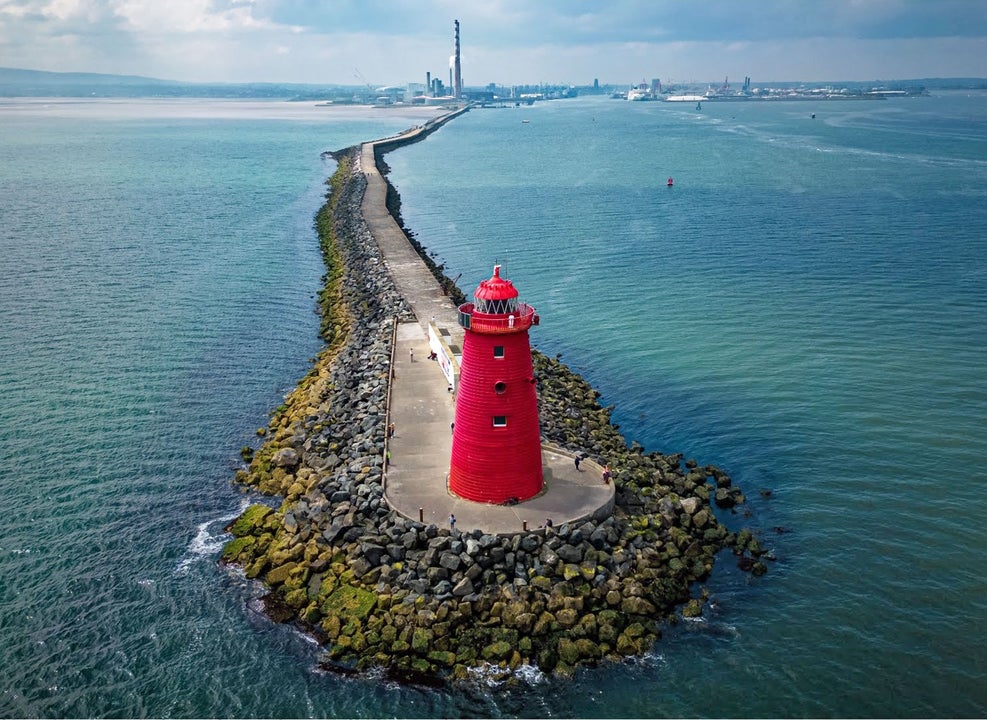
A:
493,346,504,358
492,415,507,427
494,381,507,394
477,298,518,314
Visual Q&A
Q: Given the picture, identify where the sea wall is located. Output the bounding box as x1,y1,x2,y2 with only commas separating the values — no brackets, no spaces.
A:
222,126,769,682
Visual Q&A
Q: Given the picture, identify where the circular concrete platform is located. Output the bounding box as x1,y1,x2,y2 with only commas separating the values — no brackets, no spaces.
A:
382,322,614,536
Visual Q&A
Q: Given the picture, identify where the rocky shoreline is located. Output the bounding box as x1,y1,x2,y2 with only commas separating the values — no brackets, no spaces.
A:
222,142,769,682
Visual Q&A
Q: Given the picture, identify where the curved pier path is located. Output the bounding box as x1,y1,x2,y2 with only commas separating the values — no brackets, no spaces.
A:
359,111,614,535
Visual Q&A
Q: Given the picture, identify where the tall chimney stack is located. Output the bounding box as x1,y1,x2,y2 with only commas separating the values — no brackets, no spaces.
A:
454,19,462,100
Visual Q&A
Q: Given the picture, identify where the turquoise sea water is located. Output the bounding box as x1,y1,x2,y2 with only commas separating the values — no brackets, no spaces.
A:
1,94,985,718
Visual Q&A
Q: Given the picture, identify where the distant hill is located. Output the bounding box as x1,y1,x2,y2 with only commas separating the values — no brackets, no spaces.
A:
0,67,174,95
1,67,170,85
0,67,362,100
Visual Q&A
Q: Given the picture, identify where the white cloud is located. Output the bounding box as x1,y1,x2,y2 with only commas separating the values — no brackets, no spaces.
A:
114,0,270,33
0,0,985,83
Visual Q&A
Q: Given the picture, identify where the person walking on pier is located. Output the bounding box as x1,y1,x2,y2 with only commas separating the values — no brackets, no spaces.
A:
409,347,414,363
574,454,582,471
449,514,456,532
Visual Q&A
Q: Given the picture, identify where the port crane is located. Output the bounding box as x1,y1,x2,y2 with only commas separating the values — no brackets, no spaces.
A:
352,67,374,92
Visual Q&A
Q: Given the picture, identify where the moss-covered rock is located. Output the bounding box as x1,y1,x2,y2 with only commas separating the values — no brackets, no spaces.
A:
477,640,510,662
284,588,309,609
221,535,255,563
557,637,580,666
388,638,409,655
265,561,298,586
244,557,268,580
411,627,432,654
226,504,273,537
322,585,377,622
682,598,703,618
616,632,641,656
427,650,457,668
574,638,602,662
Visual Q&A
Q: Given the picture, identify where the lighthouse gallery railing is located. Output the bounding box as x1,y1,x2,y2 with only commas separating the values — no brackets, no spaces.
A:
458,302,538,333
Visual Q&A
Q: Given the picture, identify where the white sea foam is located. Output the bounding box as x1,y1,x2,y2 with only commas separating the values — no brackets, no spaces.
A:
174,500,250,575
639,649,668,667
512,663,546,685
289,626,320,646
465,661,545,687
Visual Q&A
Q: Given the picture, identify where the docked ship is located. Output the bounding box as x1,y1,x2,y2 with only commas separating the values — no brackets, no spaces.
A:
664,94,707,103
627,83,655,101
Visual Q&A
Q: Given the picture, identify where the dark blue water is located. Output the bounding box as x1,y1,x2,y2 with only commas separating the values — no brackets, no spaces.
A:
1,94,985,717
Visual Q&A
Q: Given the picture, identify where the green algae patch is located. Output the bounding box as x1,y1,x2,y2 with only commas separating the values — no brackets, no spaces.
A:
227,504,273,537
221,535,255,563
321,585,377,623
265,561,298,586
427,650,457,668
481,641,512,662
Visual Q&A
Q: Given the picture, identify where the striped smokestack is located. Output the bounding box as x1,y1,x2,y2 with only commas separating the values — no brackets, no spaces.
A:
454,19,462,100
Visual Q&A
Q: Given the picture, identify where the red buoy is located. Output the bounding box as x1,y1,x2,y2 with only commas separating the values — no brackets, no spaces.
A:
667,177,674,187
449,265,543,503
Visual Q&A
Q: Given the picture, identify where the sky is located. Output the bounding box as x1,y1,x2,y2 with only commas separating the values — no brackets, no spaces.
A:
1,0,986,86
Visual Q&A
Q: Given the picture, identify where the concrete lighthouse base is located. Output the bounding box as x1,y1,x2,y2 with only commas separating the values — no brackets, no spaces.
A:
383,321,614,535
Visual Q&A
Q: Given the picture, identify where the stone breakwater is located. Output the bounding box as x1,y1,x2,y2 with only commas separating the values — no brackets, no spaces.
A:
222,145,770,682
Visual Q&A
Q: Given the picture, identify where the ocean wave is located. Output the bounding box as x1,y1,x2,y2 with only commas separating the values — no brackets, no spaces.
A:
174,501,250,575
465,661,546,688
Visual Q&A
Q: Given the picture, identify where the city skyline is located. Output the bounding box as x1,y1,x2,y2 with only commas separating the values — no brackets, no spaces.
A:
1,0,986,86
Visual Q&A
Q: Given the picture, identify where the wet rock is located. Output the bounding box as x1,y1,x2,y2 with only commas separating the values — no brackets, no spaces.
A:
621,596,657,616
714,487,736,508
426,566,448,584
273,448,300,468
438,552,461,572
482,641,512,662
556,543,584,564
360,543,386,566
451,577,475,597
680,496,701,515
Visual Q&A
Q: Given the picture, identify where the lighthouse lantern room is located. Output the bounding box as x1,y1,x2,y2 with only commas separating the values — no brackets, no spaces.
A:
450,265,543,503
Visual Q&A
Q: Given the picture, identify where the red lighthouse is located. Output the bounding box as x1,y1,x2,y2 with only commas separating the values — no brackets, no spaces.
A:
450,265,542,503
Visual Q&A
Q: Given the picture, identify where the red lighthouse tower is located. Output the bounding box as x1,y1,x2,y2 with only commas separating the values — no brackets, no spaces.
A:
450,265,542,503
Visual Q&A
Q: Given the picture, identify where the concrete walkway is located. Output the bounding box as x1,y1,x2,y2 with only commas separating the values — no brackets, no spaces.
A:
359,141,461,336
361,121,615,535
